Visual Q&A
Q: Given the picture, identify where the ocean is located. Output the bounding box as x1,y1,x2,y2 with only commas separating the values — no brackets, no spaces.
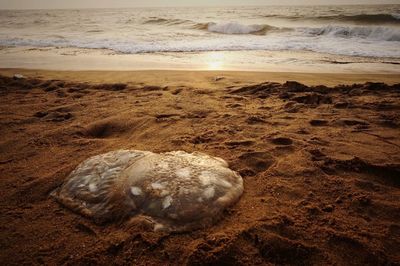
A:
0,5,399,71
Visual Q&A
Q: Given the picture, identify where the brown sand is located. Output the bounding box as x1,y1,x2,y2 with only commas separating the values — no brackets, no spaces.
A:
0,70,399,265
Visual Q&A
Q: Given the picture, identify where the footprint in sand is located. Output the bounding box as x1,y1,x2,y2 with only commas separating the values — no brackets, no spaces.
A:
246,115,267,124
310,119,329,126
226,103,243,108
225,139,255,147
34,109,73,122
237,151,275,176
270,137,293,146
336,118,369,126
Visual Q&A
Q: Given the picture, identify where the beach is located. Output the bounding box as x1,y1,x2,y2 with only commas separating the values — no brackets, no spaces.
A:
1,3,400,265
1,69,399,265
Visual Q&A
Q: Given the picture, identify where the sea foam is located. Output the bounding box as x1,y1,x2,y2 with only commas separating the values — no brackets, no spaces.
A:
206,22,273,35
0,6,399,58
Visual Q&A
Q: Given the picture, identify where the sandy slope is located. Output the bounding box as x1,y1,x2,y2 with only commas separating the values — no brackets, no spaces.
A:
0,71,399,265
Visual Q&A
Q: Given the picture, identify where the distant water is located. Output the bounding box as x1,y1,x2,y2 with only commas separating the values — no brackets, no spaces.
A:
0,5,399,58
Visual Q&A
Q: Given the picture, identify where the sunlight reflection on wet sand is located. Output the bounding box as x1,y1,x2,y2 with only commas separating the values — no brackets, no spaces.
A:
205,52,226,70
0,46,399,73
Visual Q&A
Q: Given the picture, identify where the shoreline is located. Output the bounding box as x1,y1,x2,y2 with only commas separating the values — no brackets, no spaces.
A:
1,68,400,87
1,47,400,74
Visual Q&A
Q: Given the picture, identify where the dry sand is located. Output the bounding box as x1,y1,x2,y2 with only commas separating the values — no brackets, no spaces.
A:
0,69,399,265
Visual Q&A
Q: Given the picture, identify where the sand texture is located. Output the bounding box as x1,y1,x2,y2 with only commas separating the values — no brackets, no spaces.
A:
0,71,399,265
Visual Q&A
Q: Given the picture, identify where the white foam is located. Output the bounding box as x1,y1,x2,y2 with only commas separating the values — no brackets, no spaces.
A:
302,25,400,42
392,13,400,20
1,28,399,58
1,7,400,59
207,22,268,35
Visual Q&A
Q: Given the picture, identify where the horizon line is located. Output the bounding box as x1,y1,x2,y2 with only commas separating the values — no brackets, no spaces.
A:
0,3,399,11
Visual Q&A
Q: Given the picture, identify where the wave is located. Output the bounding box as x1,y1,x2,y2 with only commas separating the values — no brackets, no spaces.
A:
321,14,400,24
1,34,399,58
33,19,50,25
1,25,399,58
142,17,194,26
143,18,170,24
141,18,277,35
265,13,400,24
86,30,104,33
196,22,399,40
302,26,400,42
201,22,276,35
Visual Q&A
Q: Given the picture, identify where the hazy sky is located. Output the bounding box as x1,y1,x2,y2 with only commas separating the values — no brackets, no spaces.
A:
0,0,399,9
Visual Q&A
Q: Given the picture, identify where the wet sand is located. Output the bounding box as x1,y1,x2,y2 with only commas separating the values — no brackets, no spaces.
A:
1,47,400,73
0,70,399,265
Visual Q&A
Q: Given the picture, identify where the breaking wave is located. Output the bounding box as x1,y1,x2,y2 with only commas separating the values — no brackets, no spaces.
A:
264,13,400,24
200,22,276,35
1,6,400,58
141,18,276,35
141,17,195,26
302,26,400,42
321,13,400,24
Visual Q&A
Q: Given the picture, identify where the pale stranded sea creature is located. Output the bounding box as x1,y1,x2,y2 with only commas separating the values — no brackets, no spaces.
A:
52,150,243,232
